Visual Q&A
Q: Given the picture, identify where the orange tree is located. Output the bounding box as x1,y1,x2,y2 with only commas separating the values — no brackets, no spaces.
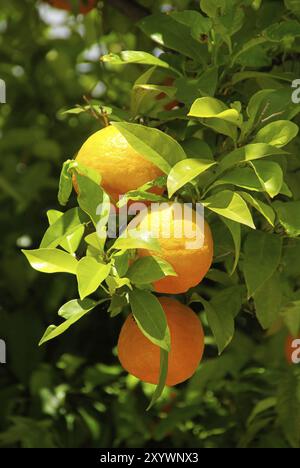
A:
1,0,300,448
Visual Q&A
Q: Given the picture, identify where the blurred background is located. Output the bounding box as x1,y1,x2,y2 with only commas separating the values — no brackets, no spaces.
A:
0,0,299,448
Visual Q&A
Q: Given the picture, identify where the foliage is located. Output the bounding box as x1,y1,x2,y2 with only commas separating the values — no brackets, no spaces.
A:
1,0,300,448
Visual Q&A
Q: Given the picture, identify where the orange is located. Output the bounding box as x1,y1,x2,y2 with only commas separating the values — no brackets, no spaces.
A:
117,297,205,385
46,0,96,14
129,203,213,294
74,125,164,203
285,335,300,364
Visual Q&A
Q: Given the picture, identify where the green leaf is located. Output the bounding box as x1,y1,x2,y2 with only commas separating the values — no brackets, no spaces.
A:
39,299,99,345
221,217,241,275
175,68,218,105
243,231,282,298
128,289,170,351
285,0,300,17
22,248,78,274
231,36,268,65
170,10,212,39
58,160,73,206
75,172,110,228
127,256,176,285
277,370,300,448
101,51,170,69
281,300,300,336
220,143,287,172
253,120,298,147
212,167,264,192
247,398,277,426
253,272,283,329
167,159,215,197
111,230,161,253
112,250,130,277
147,349,169,410
239,192,275,226
181,138,214,160
245,88,300,131
188,97,242,127
194,286,243,354
84,232,105,252
138,14,202,60
108,294,128,317
274,201,300,237
264,20,300,42
40,207,87,249
112,122,186,174
76,257,111,300
231,71,295,86
47,209,85,254
250,161,283,198
203,190,255,228
200,0,226,17
106,276,132,295
58,298,98,320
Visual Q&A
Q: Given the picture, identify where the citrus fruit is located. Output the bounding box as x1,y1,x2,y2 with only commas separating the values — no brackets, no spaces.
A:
74,125,164,202
46,0,97,14
285,335,300,364
117,297,205,385
129,203,213,294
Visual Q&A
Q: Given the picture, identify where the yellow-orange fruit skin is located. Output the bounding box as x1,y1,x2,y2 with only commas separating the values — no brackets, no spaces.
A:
46,0,96,13
133,205,214,294
74,125,164,202
117,297,205,386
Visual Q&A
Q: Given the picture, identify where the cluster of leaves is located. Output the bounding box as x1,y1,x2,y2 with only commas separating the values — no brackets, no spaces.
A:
1,0,300,447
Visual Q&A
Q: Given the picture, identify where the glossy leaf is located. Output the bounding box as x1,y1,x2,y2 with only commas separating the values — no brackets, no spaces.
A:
129,289,170,351
113,122,186,174
220,143,287,171
250,161,283,198
58,160,73,206
127,256,176,285
76,257,111,300
39,299,100,345
188,97,242,127
239,192,275,226
139,14,202,59
203,190,255,228
167,158,216,197
40,207,87,249
22,248,77,275
243,231,282,298
253,272,283,329
274,201,300,237
101,51,170,69
253,120,298,147
147,349,169,411
221,217,241,275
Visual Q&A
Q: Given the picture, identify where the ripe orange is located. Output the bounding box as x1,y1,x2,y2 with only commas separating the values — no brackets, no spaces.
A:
285,335,300,364
74,125,164,203
129,203,213,294
46,0,96,14
117,297,205,385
